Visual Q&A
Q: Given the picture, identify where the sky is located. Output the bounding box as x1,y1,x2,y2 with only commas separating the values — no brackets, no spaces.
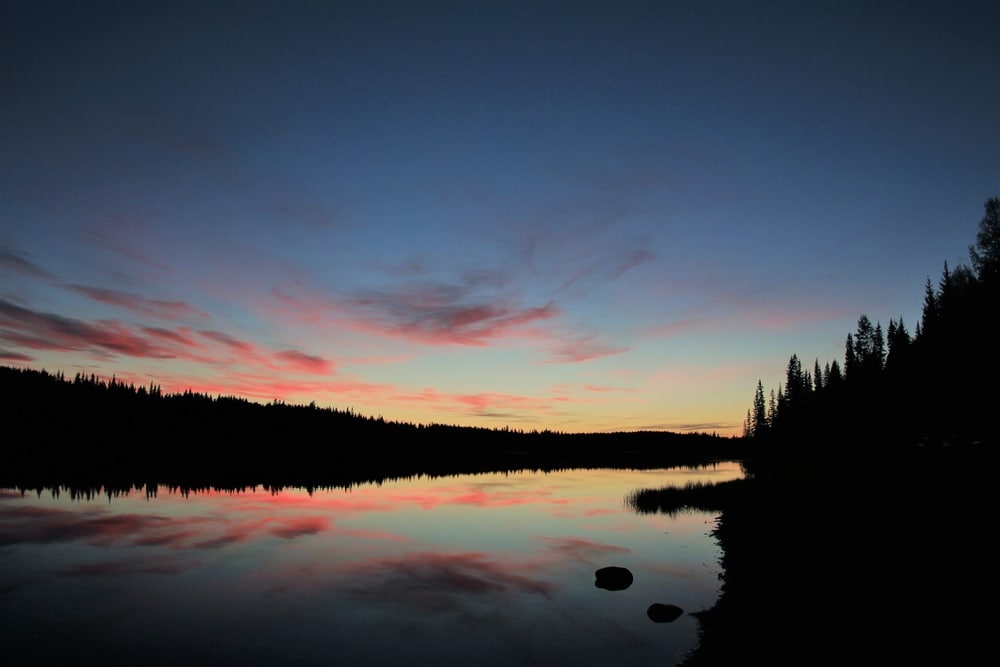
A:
2,0,998,436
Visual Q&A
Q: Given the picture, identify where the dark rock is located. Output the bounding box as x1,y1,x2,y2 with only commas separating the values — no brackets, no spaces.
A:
647,603,684,623
594,566,633,591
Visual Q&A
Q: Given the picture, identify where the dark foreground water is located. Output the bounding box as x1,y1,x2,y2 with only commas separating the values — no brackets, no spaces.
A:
0,464,743,666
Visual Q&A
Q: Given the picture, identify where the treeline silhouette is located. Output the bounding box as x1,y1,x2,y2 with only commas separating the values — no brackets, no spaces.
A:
0,364,738,491
743,197,999,447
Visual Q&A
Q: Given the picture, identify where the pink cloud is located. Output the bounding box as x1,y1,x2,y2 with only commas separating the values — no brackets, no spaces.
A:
1,301,339,392
150,371,393,406
140,326,206,350
543,335,630,363
647,318,704,339
274,349,334,375
0,349,34,362
269,285,339,325
266,267,629,368
69,284,210,321
198,329,256,353
344,273,560,346
393,387,564,423
91,320,178,358
0,300,175,359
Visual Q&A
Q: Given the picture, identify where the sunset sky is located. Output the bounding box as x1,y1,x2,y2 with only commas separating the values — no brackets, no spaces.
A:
3,0,998,436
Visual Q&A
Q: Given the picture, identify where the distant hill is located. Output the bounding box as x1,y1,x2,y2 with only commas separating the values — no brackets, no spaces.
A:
1,365,740,490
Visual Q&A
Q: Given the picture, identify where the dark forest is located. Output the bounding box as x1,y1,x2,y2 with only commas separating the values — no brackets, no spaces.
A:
743,196,999,447
0,364,736,492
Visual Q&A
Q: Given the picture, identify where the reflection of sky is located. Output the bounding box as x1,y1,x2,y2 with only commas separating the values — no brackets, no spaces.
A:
0,465,742,665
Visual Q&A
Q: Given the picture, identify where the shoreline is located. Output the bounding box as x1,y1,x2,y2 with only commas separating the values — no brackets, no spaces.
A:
676,442,990,664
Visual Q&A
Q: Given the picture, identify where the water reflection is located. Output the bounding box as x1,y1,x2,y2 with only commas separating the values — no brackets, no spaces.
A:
0,464,742,666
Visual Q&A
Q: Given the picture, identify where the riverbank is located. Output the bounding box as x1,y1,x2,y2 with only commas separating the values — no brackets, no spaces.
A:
676,441,990,664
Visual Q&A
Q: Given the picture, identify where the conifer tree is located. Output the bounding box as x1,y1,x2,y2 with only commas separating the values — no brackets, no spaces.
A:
827,359,842,386
969,196,1000,287
872,321,885,373
920,277,938,340
751,380,767,439
844,333,857,382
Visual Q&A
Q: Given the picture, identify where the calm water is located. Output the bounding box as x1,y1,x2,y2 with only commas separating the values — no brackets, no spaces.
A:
0,464,743,666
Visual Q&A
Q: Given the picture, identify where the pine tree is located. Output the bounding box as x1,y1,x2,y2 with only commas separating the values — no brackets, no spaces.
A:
844,333,857,382
853,315,875,368
827,359,842,386
886,317,911,371
785,354,805,409
969,196,1000,287
921,277,938,339
873,321,886,373
750,380,768,439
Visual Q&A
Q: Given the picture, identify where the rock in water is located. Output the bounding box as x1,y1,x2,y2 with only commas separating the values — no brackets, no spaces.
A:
594,566,633,591
647,603,684,623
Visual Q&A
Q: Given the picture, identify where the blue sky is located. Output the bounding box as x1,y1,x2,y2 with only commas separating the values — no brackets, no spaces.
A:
2,0,998,435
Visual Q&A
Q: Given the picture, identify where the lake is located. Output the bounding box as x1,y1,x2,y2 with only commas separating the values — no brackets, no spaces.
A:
0,463,743,666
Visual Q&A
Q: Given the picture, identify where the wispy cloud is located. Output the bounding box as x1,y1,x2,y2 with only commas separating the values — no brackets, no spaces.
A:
274,349,334,375
646,318,704,339
197,329,256,354
0,299,175,359
557,247,655,292
0,248,56,281
543,335,630,363
69,284,209,321
394,387,563,424
0,300,335,384
83,228,172,272
348,284,558,346
140,326,206,349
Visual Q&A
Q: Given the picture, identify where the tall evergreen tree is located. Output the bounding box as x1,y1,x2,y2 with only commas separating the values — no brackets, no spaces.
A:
827,359,842,386
751,380,768,439
872,322,886,373
852,315,875,368
920,277,938,340
969,196,1000,287
885,317,911,373
844,333,857,382
785,354,806,408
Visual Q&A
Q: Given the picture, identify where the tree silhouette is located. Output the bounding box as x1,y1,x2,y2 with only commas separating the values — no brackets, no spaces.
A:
746,195,998,446
749,380,768,439
969,197,1000,287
